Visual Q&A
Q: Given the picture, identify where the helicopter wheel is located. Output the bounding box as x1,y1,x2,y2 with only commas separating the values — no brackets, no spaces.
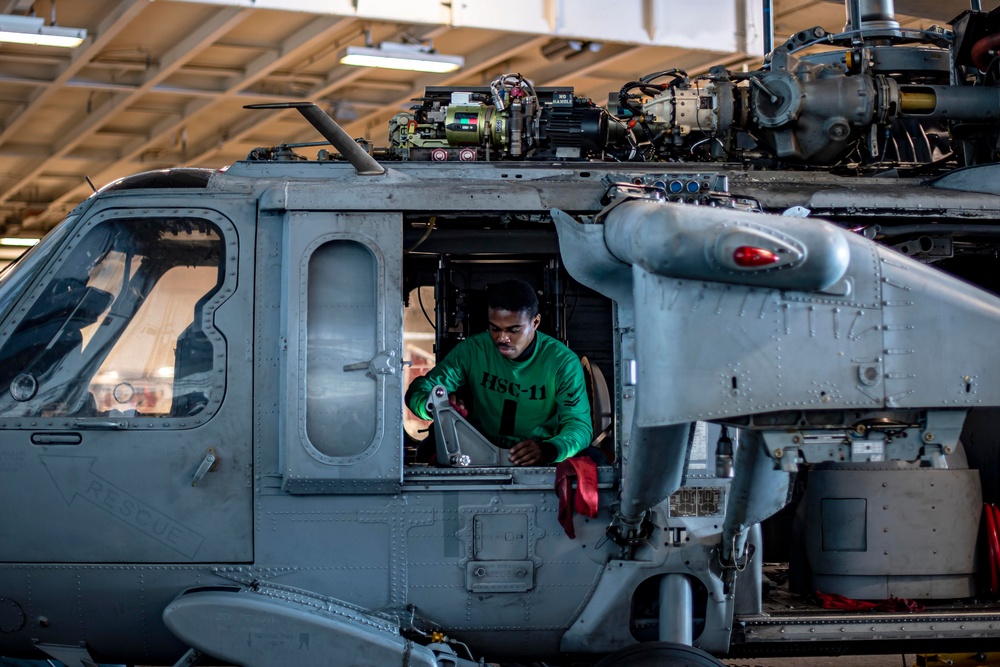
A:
593,642,726,667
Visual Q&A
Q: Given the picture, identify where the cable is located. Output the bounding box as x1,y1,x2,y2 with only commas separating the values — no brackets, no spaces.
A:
404,216,436,254
417,284,435,330
639,68,688,86
617,81,645,118
984,54,1000,86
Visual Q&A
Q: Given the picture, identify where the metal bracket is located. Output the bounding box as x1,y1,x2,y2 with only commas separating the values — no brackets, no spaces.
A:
605,511,653,547
760,409,969,471
919,409,967,468
172,647,204,667
427,385,508,467
33,642,99,667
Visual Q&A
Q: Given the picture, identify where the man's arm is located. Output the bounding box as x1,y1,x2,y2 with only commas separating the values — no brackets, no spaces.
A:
404,342,471,420
546,355,593,462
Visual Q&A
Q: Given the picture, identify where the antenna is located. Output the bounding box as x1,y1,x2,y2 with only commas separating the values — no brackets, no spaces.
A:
243,102,386,176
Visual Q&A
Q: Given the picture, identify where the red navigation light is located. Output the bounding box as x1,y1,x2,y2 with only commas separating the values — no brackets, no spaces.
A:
733,246,780,267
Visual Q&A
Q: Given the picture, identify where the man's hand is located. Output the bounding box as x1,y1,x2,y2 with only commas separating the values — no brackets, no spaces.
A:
448,395,468,418
509,439,546,466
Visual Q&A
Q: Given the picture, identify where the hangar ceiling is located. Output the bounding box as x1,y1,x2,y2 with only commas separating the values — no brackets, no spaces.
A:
0,0,983,241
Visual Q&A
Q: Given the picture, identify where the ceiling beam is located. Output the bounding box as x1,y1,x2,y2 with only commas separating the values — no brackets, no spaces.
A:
0,0,32,13
533,44,646,87
44,14,360,214
330,32,551,143
0,0,150,147
0,5,253,207
139,25,449,169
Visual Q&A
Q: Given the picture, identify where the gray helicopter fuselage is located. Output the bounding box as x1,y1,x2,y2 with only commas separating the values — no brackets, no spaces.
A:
0,157,999,666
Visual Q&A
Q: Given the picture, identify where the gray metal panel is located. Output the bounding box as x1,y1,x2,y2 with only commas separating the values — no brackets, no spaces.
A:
721,430,793,562
630,265,884,426
821,498,868,552
876,248,1000,408
251,487,611,656
804,467,982,576
619,215,875,426
280,211,403,493
0,198,255,563
260,181,547,213
802,467,981,598
563,199,1000,425
0,564,212,662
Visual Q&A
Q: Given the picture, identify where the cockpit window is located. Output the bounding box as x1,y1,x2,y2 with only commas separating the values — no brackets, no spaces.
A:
0,218,74,324
0,215,229,423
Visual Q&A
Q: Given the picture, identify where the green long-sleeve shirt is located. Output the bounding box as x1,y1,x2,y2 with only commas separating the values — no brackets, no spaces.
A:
405,331,592,462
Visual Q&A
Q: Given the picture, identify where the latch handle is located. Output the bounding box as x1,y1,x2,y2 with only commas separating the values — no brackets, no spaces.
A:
343,349,398,375
191,448,218,486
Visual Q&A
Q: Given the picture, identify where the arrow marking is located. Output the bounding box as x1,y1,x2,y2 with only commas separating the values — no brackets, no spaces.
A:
41,455,204,558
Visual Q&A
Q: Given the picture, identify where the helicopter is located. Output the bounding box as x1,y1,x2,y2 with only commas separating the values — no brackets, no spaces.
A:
3,0,1000,665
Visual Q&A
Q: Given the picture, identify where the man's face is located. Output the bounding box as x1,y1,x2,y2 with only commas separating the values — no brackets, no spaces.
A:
488,308,540,359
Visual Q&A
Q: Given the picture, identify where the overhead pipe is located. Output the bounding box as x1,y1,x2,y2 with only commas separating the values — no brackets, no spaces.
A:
848,0,863,33
845,0,900,32
763,0,773,56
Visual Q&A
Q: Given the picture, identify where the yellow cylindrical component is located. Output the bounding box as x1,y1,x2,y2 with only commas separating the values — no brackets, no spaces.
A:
899,88,937,114
444,105,491,145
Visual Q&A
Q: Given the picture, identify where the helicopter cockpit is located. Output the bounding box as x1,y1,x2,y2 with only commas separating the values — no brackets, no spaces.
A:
0,214,229,422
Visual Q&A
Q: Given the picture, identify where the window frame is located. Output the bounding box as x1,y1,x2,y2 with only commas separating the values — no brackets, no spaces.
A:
0,207,239,430
300,235,383,462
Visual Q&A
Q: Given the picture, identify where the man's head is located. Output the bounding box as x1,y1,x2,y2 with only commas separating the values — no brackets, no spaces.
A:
486,279,541,360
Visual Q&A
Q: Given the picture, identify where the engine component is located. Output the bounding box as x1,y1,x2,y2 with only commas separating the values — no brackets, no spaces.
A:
390,75,624,161
622,3,1000,169
250,0,1000,175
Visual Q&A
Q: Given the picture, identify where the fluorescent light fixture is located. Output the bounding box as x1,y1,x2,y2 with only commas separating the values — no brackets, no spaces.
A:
0,14,86,48
0,237,39,247
340,42,463,74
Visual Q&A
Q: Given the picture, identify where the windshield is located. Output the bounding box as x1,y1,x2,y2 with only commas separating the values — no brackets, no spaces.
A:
0,217,75,324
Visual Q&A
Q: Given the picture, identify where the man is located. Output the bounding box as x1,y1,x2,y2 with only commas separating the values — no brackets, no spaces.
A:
405,279,592,465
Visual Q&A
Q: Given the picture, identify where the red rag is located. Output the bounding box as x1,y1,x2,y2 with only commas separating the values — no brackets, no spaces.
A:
816,591,925,612
816,591,878,611
874,596,925,612
555,455,599,539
